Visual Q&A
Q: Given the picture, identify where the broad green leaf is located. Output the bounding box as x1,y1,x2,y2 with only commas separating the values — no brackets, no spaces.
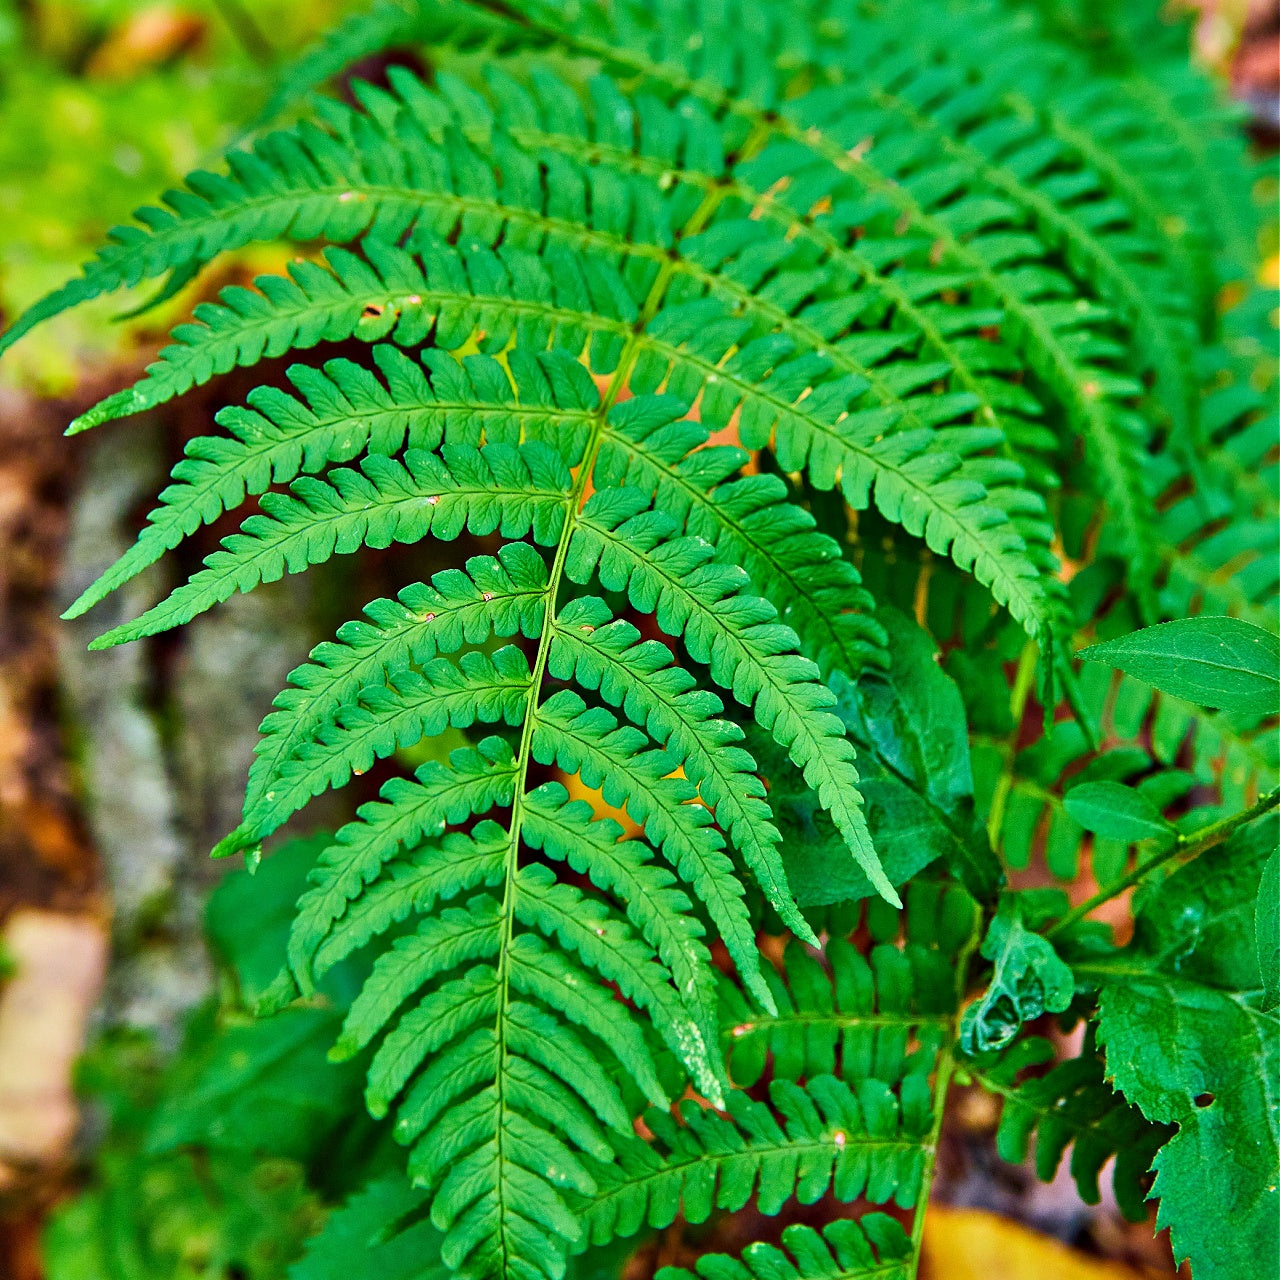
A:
206,835,334,1007
960,893,1074,1055
775,609,1000,907
1092,816,1280,1280
1063,780,1175,844
1078,617,1280,713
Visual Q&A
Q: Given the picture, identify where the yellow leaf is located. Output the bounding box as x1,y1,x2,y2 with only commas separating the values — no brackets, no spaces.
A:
921,1207,1144,1280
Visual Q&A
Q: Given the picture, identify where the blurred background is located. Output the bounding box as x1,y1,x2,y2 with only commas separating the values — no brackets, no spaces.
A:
0,2,1275,1278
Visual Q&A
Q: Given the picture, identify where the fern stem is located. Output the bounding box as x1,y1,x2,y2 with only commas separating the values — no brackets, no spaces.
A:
1046,785,1280,939
907,908,983,1276
984,639,1040,849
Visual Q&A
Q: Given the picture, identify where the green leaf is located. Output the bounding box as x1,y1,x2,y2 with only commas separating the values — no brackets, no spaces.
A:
775,608,999,908
1091,815,1280,1279
1063,780,1176,843
205,834,334,1007
837,609,1002,902
960,893,1075,1055
145,1008,364,1161
1078,617,1280,713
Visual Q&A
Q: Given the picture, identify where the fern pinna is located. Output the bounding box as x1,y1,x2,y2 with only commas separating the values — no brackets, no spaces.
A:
5,1,1278,1278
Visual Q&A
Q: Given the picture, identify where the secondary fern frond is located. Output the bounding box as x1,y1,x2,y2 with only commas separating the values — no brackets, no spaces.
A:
975,1036,1173,1223
577,1077,933,1249
655,1218,914,1280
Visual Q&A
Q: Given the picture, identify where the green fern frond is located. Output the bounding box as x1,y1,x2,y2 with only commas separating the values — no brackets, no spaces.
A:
655,1217,914,1280
451,0,1167,615
571,881,976,1264
576,1077,933,1249
975,1036,1174,1223
58,293,913,1272
245,540,548,818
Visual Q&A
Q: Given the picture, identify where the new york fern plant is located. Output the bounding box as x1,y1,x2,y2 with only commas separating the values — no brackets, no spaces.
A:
11,1,1278,1278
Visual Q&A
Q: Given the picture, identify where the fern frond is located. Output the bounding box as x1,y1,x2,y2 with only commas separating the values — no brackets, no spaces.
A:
90,441,571,649
64,345,594,619
577,1077,932,1247
77,306,910,1273
443,0,1167,616
835,2,1203,430
573,879,976,1259
655,1217,914,1280
975,1036,1173,1224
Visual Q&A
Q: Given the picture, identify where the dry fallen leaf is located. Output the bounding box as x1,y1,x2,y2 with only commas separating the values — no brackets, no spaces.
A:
921,1206,1146,1280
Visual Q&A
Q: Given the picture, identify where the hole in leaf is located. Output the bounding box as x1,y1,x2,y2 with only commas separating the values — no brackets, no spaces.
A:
1194,1092,1215,1108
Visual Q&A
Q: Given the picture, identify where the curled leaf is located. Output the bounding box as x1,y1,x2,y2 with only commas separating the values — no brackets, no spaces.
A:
961,894,1075,1055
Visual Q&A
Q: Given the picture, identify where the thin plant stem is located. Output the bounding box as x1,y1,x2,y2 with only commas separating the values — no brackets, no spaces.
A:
1047,786,1280,939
